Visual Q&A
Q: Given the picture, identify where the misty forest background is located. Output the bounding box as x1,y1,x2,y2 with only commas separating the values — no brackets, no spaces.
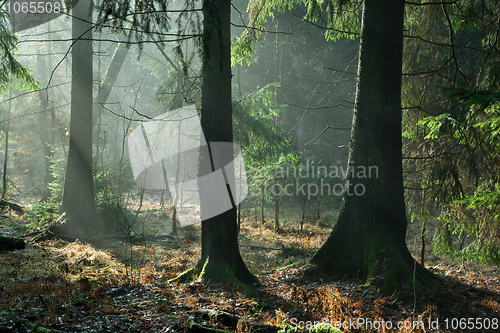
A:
1,0,500,332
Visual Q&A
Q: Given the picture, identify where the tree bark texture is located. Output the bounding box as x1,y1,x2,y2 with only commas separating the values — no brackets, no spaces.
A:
311,0,433,292
61,0,98,236
196,0,256,286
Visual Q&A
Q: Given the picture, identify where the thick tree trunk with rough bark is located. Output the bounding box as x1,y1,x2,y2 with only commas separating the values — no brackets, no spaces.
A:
311,0,433,292
193,0,256,287
60,0,98,236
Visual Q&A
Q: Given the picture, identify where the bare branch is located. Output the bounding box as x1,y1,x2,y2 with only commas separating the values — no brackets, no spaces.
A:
402,151,459,160
405,1,457,6
323,66,358,76
292,14,360,36
304,125,351,146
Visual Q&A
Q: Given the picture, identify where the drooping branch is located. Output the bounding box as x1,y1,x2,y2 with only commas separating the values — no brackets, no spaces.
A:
304,125,351,146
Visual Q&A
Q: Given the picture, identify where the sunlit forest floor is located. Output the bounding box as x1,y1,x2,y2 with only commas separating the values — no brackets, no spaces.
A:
0,195,499,332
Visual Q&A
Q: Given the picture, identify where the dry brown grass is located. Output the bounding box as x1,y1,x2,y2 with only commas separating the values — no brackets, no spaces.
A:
48,240,126,282
1,199,500,332
265,285,438,333
237,216,331,273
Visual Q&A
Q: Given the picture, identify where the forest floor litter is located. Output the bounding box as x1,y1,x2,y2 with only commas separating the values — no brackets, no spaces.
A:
0,202,499,332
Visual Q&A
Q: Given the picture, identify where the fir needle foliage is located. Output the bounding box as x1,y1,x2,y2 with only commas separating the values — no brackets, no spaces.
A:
232,0,360,66
95,0,202,60
0,10,40,91
422,86,500,264
401,1,500,265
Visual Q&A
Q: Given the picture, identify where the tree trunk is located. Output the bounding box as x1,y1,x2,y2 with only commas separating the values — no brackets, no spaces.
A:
98,41,129,106
274,179,280,230
420,190,426,266
59,0,98,236
311,0,433,292
95,39,129,169
37,53,54,197
238,202,242,233
316,197,320,220
261,184,265,226
301,195,306,232
193,0,256,287
2,79,11,200
171,206,178,236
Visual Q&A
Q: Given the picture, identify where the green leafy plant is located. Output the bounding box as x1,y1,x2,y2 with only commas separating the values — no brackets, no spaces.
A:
309,323,343,333
47,145,67,201
278,320,298,333
25,197,61,231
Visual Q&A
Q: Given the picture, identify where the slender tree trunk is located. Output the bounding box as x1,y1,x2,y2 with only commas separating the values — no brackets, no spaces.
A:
2,128,8,200
98,41,129,106
420,190,426,266
311,0,433,292
2,79,11,200
37,53,54,197
274,178,280,230
254,202,258,224
171,206,178,235
194,0,256,286
237,202,241,233
95,39,129,169
60,0,98,236
171,112,183,236
301,195,306,232
95,40,103,172
261,184,265,226
317,197,320,220
237,161,242,233
274,12,280,231
48,21,55,153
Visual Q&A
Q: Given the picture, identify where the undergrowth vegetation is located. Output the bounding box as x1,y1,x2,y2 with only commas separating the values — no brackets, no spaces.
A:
0,195,500,332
